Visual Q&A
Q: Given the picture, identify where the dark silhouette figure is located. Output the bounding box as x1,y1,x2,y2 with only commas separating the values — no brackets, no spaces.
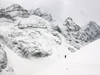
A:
65,55,66,58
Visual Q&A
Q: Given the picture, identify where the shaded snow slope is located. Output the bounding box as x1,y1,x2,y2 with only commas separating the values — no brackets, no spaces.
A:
0,45,15,75
1,44,56,75
67,39,100,64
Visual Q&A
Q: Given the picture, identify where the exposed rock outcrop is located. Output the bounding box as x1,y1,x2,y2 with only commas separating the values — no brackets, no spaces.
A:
0,45,7,72
0,4,29,20
29,8,52,22
62,18,100,49
63,17,80,32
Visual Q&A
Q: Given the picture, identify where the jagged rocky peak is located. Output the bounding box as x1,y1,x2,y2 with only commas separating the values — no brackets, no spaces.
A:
67,21,100,47
30,8,44,15
65,17,73,23
63,17,80,32
29,8,52,22
61,17,100,49
0,4,29,19
5,4,25,12
83,21,100,40
0,4,53,21
64,17,76,26
85,21,100,30
0,4,25,13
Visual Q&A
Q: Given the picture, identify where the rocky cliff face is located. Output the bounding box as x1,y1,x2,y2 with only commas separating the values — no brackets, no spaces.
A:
63,17,80,32
0,4,29,20
0,4,53,22
83,21,100,40
62,18,100,49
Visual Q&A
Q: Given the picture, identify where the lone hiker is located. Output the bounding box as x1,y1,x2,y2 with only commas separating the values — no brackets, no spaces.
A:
65,55,66,58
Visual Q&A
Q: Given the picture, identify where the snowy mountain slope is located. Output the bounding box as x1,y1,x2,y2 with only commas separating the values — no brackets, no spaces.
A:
34,61,100,75
34,39,100,75
0,44,15,75
0,44,56,75
17,15,51,29
67,39,100,64
0,4,75,59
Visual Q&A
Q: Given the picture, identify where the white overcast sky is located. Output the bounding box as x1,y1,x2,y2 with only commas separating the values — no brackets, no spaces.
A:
0,0,100,26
